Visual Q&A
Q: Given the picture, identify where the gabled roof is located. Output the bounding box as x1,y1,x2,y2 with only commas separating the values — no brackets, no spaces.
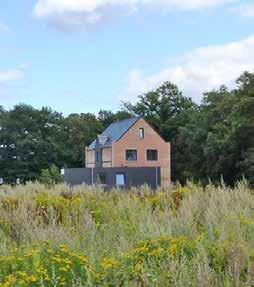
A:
88,117,140,150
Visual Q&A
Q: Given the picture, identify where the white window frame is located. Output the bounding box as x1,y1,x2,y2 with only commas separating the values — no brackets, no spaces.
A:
116,173,125,186
139,127,144,139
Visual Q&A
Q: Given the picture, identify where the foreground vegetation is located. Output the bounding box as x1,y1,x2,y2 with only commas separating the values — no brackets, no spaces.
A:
0,182,254,286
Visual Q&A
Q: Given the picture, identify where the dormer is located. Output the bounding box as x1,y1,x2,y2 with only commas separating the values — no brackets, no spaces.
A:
97,134,109,145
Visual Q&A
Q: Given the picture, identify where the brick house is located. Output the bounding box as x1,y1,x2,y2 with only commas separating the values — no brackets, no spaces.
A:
85,117,171,188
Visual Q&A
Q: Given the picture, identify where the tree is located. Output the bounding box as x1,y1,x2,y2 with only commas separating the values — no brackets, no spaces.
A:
98,110,132,128
0,104,67,183
124,81,198,182
40,168,52,186
179,74,254,185
65,113,103,167
233,72,254,185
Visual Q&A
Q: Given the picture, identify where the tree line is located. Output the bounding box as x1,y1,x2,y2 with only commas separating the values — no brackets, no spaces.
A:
0,71,253,185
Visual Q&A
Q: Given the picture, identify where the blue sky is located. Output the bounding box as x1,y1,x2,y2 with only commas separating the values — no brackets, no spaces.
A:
0,0,254,115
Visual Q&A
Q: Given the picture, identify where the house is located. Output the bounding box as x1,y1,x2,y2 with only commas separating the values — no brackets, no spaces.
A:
84,117,171,188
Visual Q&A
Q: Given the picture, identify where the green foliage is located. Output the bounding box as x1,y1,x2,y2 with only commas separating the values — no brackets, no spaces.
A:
40,164,62,186
98,110,133,128
124,73,254,185
0,183,253,286
65,113,103,167
40,169,52,186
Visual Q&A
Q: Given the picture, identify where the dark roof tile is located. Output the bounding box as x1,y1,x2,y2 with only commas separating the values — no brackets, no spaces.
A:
88,117,140,150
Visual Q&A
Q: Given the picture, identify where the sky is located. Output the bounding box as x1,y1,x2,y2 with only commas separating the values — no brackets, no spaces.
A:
0,0,254,115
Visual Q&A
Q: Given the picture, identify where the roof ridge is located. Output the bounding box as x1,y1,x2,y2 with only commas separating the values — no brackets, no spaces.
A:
111,116,140,123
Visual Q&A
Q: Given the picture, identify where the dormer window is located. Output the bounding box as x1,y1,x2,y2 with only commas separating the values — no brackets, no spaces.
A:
139,128,144,139
98,135,108,145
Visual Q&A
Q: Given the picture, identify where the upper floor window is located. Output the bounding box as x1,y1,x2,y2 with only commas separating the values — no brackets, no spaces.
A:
147,149,158,161
139,128,144,139
126,150,137,161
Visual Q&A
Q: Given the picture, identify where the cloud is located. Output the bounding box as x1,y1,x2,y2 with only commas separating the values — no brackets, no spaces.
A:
0,67,25,84
34,0,236,29
232,3,254,17
122,35,254,103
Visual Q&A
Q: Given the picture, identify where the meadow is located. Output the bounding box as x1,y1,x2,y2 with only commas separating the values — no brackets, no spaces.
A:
0,182,253,287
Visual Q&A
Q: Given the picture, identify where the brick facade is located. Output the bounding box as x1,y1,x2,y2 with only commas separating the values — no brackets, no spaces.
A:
112,119,171,187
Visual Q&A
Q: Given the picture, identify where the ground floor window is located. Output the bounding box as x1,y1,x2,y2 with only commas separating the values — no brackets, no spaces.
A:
98,173,106,184
116,173,125,186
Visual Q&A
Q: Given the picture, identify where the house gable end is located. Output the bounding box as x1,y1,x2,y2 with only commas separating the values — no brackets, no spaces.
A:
116,118,167,144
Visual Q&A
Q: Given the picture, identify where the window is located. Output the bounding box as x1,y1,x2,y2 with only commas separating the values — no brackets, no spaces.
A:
147,150,158,161
96,151,100,163
139,128,144,139
126,150,137,161
98,174,106,184
116,173,125,186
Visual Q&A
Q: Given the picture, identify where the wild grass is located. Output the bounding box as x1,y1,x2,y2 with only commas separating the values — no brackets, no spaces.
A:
0,181,253,286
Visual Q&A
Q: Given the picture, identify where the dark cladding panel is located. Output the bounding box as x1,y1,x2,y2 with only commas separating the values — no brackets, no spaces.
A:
63,168,92,186
63,167,161,189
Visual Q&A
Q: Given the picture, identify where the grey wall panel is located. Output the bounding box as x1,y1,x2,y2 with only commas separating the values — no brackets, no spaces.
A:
63,168,91,186
63,167,161,189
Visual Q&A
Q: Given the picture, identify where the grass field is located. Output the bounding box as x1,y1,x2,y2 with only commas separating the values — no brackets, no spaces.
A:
0,182,253,286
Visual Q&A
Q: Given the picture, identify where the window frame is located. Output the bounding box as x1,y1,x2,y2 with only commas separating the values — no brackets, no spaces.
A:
139,127,144,139
147,149,158,161
98,173,106,185
116,173,126,186
125,149,138,161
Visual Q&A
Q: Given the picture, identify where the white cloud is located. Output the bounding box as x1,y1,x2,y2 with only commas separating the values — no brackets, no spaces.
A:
232,3,254,17
34,0,236,28
122,35,254,103
0,67,25,83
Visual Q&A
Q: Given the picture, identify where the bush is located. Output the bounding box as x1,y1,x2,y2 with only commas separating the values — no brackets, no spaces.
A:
40,164,62,186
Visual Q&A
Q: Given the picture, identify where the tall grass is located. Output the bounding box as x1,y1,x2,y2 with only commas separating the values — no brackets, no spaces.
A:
0,182,253,286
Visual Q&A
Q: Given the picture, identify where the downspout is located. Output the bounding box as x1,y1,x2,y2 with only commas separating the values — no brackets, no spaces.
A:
155,166,158,190
91,167,94,186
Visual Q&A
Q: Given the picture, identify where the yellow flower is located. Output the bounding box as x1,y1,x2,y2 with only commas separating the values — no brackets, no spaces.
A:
16,271,27,278
135,262,143,272
26,275,37,283
46,248,54,254
59,245,69,252
101,258,119,269
148,247,164,257
5,274,16,285
168,244,178,256
59,267,68,272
